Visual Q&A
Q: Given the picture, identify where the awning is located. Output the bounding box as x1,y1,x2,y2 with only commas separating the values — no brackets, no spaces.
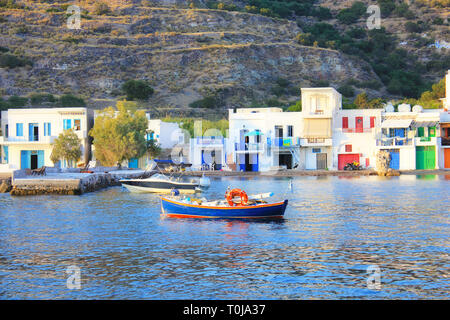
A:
245,130,263,136
381,119,412,128
410,121,439,128
441,123,450,128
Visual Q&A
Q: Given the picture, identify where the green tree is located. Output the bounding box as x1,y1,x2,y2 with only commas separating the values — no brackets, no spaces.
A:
50,129,82,167
146,132,162,159
89,103,148,167
287,100,302,112
122,80,154,101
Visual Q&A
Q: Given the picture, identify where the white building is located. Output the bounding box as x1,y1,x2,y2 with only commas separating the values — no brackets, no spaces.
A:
333,108,382,170
300,88,340,170
374,104,441,170
189,136,227,170
227,107,302,171
0,107,93,171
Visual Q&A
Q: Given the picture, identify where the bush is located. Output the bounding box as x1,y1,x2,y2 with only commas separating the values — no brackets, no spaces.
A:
122,80,154,101
405,22,423,33
29,93,56,105
58,94,86,107
337,2,367,25
8,95,28,107
378,0,396,18
189,96,217,109
338,85,355,97
94,2,111,15
0,53,31,68
312,7,332,20
287,100,301,112
0,0,24,9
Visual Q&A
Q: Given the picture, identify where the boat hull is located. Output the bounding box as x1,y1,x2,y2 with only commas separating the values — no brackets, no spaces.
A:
121,180,199,194
160,197,288,219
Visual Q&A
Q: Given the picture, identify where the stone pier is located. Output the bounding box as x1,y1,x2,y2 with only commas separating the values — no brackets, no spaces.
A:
9,170,153,196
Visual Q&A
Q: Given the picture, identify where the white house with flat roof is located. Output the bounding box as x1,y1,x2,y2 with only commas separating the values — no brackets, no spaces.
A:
300,88,341,170
0,107,93,171
333,108,383,170
227,107,302,171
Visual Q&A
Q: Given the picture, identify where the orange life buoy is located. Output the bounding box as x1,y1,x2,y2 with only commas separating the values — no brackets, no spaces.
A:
225,188,248,206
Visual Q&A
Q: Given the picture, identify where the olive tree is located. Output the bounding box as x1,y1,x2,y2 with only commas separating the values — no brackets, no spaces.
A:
89,102,148,167
50,129,82,167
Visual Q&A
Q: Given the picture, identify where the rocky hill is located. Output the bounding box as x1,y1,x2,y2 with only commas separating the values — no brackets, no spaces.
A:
0,0,448,117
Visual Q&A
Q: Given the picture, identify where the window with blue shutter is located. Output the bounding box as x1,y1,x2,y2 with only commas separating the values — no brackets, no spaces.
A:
2,146,8,163
5,125,8,138
63,119,72,130
44,123,51,136
16,123,23,136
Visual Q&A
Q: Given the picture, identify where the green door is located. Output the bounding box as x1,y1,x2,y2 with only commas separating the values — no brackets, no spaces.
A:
416,146,435,169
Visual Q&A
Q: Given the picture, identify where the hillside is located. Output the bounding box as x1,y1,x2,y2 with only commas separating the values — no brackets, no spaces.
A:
0,0,448,117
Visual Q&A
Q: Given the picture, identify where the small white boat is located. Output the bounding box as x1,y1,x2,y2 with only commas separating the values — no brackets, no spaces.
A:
121,173,206,194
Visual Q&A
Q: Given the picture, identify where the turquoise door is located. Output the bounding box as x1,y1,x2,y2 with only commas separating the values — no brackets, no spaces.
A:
20,150,44,169
21,150,30,169
37,150,44,168
129,158,139,169
2,146,8,163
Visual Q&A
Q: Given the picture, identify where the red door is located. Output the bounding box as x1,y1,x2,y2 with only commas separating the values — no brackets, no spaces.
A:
355,117,363,133
338,154,360,170
445,149,450,169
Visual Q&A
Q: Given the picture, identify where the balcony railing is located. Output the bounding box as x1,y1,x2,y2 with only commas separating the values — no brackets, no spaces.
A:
273,137,300,147
342,128,373,133
376,138,412,147
235,142,264,152
300,138,332,146
442,137,450,146
196,137,224,145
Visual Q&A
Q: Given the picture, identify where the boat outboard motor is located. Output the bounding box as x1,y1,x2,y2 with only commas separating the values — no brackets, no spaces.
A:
199,174,211,189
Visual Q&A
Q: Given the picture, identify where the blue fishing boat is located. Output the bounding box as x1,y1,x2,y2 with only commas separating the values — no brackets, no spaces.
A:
160,189,288,219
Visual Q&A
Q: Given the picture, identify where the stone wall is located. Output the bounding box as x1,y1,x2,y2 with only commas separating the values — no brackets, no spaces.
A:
9,171,154,196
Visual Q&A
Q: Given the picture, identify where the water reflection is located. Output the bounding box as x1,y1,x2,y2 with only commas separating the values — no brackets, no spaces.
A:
0,175,449,299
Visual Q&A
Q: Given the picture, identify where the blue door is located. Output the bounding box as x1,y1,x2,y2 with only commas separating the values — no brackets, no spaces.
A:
389,150,400,169
129,158,139,169
251,154,259,172
37,150,44,168
21,150,30,169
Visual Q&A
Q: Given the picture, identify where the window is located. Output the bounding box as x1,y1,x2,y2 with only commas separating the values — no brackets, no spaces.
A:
355,117,363,133
16,123,23,136
255,129,261,143
63,119,72,130
44,123,51,136
5,125,8,138
342,117,348,129
74,119,81,131
312,148,321,153
345,145,352,152
428,127,436,137
370,117,376,128
417,127,425,137
287,126,293,137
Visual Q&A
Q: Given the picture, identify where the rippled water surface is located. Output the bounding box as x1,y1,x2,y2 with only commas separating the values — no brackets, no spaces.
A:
0,175,449,299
